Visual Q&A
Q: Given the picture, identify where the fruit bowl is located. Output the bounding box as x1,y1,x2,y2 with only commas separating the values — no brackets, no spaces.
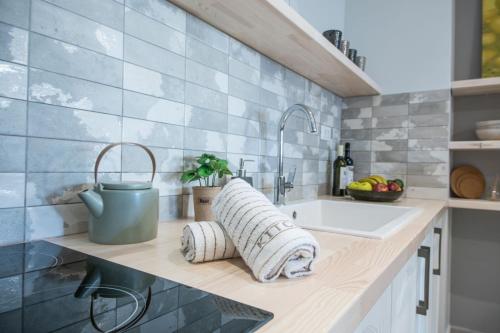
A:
347,189,404,202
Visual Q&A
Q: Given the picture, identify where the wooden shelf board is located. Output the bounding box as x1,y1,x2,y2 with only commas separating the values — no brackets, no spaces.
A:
449,140,500,150
170,0,381,97
452,77,500,96
448,198,500,211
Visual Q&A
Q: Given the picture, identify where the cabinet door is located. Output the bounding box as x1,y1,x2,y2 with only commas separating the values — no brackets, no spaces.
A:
354,286,392,333
432,209,450,333
391,253,418,333
416,229,434,333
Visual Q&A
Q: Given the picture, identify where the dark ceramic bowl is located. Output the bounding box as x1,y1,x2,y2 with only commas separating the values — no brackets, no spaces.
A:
347,189,404,202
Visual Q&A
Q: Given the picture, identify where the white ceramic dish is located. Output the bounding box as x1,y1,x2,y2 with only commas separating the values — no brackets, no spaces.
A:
476,127,500,140
476,120,500,128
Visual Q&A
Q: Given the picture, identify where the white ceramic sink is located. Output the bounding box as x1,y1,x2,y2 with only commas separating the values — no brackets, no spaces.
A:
280,200,421,239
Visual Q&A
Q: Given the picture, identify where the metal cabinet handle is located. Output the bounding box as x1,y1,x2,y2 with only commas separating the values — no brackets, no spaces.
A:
416,246,431,316
433,228,442,276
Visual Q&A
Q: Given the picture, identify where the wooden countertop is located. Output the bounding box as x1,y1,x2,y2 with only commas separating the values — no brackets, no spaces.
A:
48,197,446,332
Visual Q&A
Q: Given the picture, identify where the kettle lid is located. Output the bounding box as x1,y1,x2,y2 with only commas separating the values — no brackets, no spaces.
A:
101,181,152,190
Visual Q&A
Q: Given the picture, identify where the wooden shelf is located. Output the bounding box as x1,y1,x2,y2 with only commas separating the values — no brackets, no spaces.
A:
449,140,500,150
452,77,500,96
448,198,500,211
170,0,381,97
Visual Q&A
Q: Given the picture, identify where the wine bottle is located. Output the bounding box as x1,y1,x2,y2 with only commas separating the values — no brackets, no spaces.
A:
332,144,347,196
344,142,354,188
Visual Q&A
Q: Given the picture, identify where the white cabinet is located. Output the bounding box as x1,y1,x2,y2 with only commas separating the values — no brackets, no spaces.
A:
355,209,450,333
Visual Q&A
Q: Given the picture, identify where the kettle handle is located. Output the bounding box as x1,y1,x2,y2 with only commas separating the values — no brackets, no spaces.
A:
94,142,156,183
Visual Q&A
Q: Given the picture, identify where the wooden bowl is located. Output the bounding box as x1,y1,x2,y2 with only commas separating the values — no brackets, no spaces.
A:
347,189,404,202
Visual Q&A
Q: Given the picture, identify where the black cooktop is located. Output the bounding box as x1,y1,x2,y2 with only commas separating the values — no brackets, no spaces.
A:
0,241,273,333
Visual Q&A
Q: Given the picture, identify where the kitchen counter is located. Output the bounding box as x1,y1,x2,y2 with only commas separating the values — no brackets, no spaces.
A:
48,197,446,332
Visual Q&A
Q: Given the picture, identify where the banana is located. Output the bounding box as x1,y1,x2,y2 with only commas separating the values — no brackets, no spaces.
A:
369,175,388,185
358,178,378,186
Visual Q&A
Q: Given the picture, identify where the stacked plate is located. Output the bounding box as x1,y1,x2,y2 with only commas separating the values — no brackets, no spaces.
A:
476,120,500,140
451,165,486,199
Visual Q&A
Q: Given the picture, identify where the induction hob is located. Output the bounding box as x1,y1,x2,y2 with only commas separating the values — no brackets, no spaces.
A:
0,241,273,333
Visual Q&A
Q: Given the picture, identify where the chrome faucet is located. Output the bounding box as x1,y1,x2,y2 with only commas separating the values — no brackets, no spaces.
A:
275,104,318,205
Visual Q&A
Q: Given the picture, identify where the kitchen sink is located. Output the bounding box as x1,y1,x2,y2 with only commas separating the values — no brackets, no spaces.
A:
279,199,421,239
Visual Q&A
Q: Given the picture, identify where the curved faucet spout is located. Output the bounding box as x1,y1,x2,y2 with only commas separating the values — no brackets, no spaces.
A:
275,104,318,205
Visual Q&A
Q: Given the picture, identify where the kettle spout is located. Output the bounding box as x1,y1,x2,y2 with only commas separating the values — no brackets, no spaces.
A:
78,189,104,217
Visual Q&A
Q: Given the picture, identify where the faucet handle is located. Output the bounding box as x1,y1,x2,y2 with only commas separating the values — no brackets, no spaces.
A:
285,167,296,191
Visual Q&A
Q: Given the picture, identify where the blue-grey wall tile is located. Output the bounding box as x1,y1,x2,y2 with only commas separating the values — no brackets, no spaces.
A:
0,22,28,65
122,145,183,172
228,96,262,121
261,74,285,96
28,103,122,142
0,208,24,245
0,173,24,208
125,7,185,56
45,0,124,31
125,0,185,32
0,97,26,135
260,140,277,158
228,76,260,104
183,127,226,152
372,104,408,117
409,101,450,115
0,60,27,99
260,88,287,110
371,162,407,176
371,116,408,129
30,33,123,87
27,138,121,172
124,63,184,102
407,175,448,188
229,38,260,69
372,128,408,140
409,89,450,104
408,126,449,139
0,0,29,29
29,68,122,115
408,139,448,151
409,113,449,127
371,140,408,151
259,122,278,141
186,37,228,74
185,82,227,113
229,58,260,85
0,275,21,312
159,195,182,221
341,129,371,140
31,0,123,58
408,151,449,163
186,15,228,54
373,151,407,163
122,117,183,149
124,35,185,79
228,115,260,138
342,118,371,130
26,172,120,206
25,203,88,240
407,163,448,176
186,59,228,93
227,134,259,155
185,105,227,132
261,56,284,80
0,135,25,172
123,90,184,126
378,93,409,106
342,107,372,120
305,81,322,110
351,151,371,163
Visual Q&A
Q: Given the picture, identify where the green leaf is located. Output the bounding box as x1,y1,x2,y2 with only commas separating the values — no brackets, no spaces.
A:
180,170,199,183
197,164,214,178
197,154,216,165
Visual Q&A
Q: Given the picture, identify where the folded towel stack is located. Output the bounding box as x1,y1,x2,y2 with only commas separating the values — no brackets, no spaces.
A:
181,221,239,263
212,179,319,282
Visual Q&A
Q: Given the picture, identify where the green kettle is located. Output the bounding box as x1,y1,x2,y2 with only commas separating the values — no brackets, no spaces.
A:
79,142,159,245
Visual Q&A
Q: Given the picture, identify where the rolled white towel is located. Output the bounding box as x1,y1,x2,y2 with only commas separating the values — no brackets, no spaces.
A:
212,178,320,282
181,221,239,263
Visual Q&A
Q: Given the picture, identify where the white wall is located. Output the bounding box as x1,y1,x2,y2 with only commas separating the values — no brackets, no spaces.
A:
288,0,346,33
344,0,453,94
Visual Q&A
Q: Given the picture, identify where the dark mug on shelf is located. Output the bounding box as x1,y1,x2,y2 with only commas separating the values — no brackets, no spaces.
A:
348,49,358,62
322,29,342,49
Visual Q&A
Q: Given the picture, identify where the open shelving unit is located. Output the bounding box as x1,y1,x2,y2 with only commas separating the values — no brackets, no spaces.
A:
452,77,500,96
449,140,500,150
448,198,500,211
170,0,381,97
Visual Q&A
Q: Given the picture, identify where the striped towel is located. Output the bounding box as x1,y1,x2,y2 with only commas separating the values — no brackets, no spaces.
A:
212,178,320,282
181,221,239,263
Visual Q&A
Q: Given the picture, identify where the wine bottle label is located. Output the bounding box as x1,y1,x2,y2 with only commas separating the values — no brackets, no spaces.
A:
339,166,347,189
346,166,354,186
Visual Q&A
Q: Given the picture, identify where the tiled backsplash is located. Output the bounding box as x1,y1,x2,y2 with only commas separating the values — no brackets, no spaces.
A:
0,0,342,244
341,90,451,200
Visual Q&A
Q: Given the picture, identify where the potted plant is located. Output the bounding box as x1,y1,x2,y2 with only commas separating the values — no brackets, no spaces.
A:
181,154,233,221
